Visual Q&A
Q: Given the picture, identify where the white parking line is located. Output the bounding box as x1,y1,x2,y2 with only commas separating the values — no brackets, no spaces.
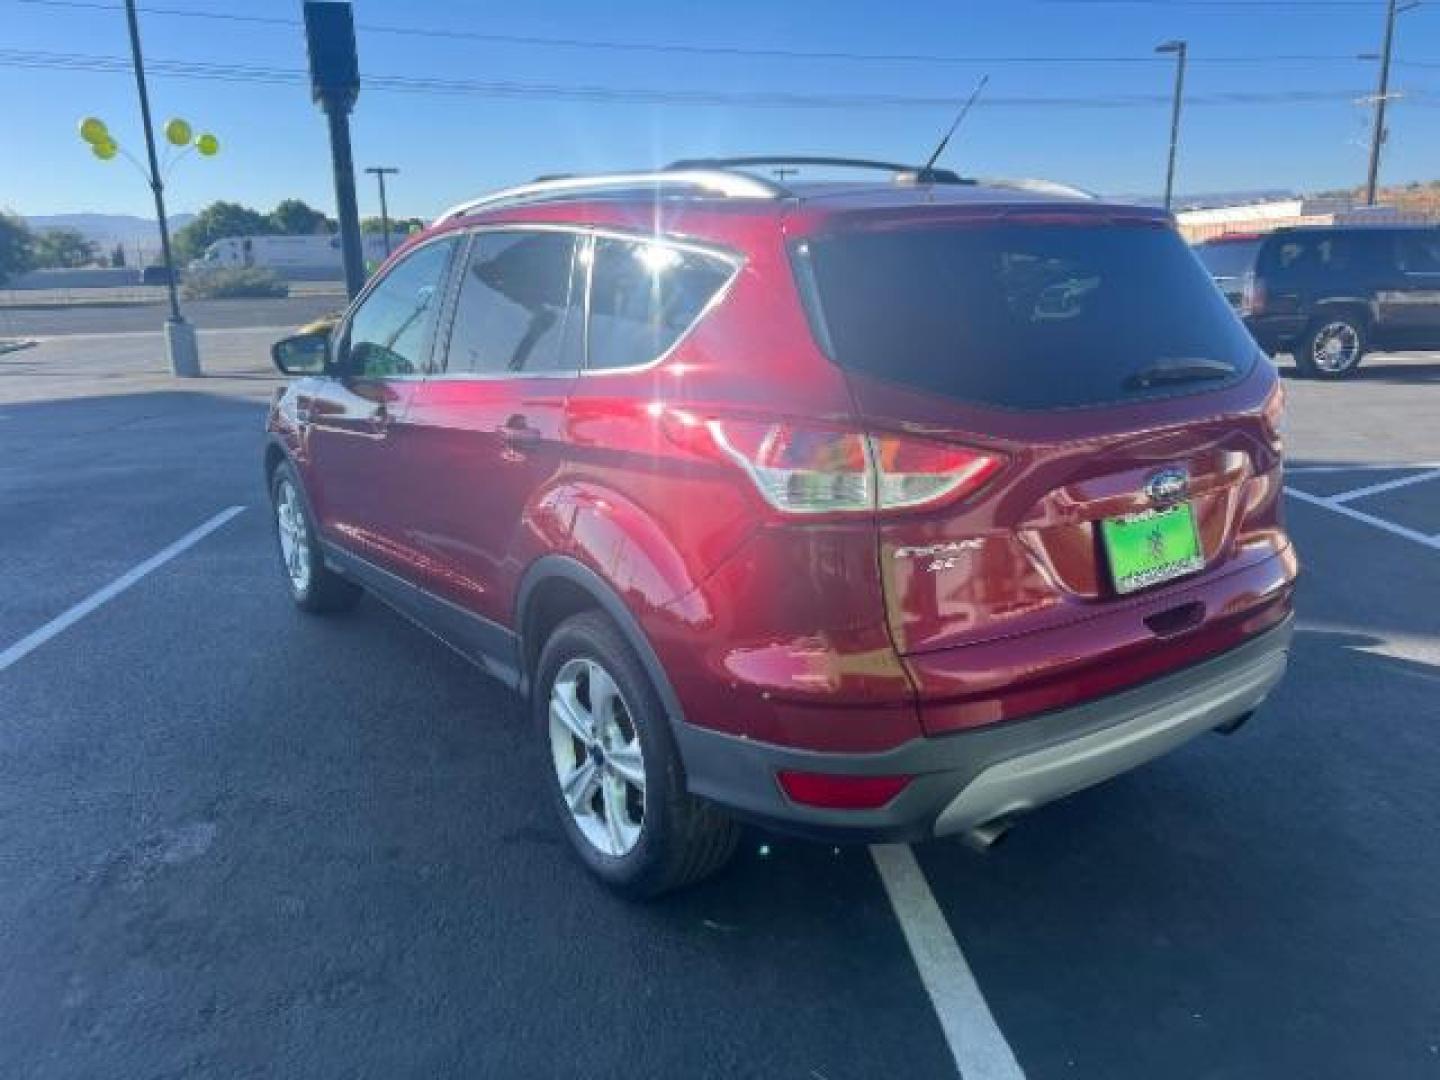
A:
870,844,1026,1080
1328,469,1440,505
1287,462,1440,475
1285,486,1440,551
0,506,247,674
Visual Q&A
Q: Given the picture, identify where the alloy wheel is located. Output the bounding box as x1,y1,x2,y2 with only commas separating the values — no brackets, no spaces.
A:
548,657,647,857
1311,321,1360,373
275,480,311,594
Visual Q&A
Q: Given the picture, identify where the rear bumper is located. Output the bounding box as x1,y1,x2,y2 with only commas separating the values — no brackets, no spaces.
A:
673,616,1292,842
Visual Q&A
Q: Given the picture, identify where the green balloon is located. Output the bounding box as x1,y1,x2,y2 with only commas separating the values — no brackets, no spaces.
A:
91,140,117,161
195,132,219,157
79,116,109,145
164,118,192,146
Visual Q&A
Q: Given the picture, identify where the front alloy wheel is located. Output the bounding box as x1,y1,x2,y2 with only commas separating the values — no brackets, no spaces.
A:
548,657,646,858
275,478,311,596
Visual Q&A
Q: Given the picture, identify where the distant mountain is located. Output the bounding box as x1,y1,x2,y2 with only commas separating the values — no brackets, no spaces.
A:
23,212,195,251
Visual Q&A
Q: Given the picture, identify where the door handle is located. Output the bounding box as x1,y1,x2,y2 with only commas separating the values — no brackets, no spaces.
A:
500,414,542,449
366,403,389,435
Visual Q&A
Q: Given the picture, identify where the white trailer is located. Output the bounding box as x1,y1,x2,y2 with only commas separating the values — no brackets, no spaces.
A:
188,233,411,279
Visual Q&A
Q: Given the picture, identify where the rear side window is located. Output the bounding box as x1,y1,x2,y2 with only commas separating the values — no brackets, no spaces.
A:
798,221,1257,411
1258,231,1390,278
586,238,733,371
1398,232,1440,273
1194,239,1261,278
445,230,582,375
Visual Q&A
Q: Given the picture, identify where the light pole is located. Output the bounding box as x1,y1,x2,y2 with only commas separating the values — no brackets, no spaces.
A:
365,166,399,256
1156,39,1188,212
1364,0,1419,206
78,3,220,377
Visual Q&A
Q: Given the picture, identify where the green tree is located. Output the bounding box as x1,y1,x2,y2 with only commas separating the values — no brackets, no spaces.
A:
269,198,333,236
32,228,98,269
173,201,272,262
361,215,425,235
0,210,34,285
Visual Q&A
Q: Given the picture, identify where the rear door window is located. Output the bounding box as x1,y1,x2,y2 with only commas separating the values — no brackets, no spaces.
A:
798,221,1257,411
444,230,582,376
586,238,734,371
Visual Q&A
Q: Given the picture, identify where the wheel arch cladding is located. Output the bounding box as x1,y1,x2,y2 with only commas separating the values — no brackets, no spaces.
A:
517,555,691,732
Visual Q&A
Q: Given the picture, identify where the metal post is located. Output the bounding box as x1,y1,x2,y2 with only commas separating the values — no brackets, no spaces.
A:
365,166,399,256
1365,0,1399,206
326,107,366,298
124,0,198,374
1157,40,1188,212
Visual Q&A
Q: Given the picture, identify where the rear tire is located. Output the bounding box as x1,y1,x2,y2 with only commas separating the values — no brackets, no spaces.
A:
269,462,362,614
534,611,740,898
1295,314,1366,379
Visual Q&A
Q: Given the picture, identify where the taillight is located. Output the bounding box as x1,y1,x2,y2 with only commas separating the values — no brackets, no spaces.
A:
1261,381,1286,450
700,417,1003,516
1241,273,1267,317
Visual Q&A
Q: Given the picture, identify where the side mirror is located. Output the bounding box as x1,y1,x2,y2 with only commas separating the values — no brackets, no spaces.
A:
271,331,330,376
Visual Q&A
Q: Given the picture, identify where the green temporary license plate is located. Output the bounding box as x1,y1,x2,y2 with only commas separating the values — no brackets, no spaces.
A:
1100,503,1204,595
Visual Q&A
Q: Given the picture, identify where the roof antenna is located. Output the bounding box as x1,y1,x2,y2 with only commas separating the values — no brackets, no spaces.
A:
919,74,989,181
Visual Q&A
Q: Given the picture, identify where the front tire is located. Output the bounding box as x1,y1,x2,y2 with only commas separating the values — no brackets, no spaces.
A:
1295,315,1366,379
269,463,362,614
534,611,740,898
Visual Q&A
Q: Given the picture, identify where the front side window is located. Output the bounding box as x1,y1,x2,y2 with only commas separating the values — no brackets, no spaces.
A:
586,238,734,371
344,239,457,378
445,231,581,375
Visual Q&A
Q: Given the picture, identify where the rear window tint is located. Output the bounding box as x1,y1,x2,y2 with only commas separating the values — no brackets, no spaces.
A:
1194,239,1261,279
1257,231,1392,277
587,238,734,371
798,221,1257,411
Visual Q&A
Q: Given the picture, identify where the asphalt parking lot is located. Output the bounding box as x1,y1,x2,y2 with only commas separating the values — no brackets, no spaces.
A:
1,327,1437,1079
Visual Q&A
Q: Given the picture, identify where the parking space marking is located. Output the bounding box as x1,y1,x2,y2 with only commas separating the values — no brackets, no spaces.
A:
1285,486,1440,551
1327,468,1440,506
870,844,1025,1080
0,506,247,674
1286,462,1440,475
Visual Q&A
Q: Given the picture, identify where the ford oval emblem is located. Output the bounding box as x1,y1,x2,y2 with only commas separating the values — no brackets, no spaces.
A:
1144,467,1189,506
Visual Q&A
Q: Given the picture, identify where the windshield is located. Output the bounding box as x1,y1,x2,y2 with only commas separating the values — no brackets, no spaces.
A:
800,220,1258,411
1194,238,1262,278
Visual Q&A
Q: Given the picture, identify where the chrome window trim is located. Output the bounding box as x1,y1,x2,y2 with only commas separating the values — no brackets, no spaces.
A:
424,222,744,382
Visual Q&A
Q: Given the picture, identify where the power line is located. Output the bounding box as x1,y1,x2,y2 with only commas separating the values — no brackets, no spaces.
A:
7,0,1384,67
3,47,1424,110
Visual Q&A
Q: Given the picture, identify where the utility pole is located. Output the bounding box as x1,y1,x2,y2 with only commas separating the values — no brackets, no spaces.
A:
365,166,399,256
123,0,199,375
1364,0,1417,206
304,2,365,299
1156,39,1188,212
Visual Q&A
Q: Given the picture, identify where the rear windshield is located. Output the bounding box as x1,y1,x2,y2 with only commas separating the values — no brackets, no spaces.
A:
798,221,1257,411
1194,239,1261,279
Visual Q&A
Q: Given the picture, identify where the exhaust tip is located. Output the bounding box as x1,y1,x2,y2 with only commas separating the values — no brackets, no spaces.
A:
961,818,1013,853
1213,709,1254,737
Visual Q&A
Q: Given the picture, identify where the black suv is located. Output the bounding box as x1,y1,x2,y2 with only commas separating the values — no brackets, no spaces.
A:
1194,225,1440,379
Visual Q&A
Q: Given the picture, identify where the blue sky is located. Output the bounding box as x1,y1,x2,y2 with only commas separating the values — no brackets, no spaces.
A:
3,0,1438,219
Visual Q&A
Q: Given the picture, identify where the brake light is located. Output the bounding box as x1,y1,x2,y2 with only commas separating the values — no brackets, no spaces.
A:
1261,381,1286,449
702,418,1003,515
1241,273,1267,317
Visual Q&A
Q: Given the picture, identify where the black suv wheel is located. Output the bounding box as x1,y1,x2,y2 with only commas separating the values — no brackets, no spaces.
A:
1296,314,1366,380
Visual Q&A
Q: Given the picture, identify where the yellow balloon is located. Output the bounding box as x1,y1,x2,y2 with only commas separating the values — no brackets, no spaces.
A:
195,132,219,157
79,116,109,145
91,140,117,161
164,118,192,146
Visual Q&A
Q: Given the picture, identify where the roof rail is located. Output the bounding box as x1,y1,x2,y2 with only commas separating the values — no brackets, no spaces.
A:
436,169,784,223
973,176,1096,200
665,156,964,185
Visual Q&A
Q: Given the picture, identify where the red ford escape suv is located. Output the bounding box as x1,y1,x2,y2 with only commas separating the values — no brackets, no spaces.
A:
265,158,1296,897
